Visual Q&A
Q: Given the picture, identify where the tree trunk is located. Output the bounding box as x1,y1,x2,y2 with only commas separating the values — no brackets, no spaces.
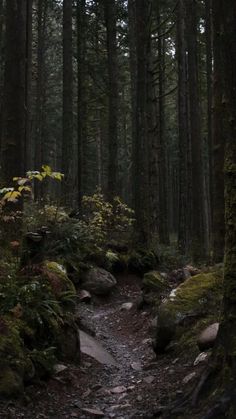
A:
177,0,189,254
77,0,87,206
0,0,4,153
62,0,74,205
128,0,137,209
24,0,33,171
156,4,169,245
104,0,118,200
1,0,27,184
185,0,205,262
212,0,225,263
216,1,236,411
205,0,213,250
34,0,47,199
134,0,151,245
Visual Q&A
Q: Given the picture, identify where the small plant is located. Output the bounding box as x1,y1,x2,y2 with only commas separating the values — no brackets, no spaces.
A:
81,190,135,248
0,165,64,206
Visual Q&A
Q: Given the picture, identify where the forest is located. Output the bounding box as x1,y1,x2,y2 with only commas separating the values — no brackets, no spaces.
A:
0,0,235,418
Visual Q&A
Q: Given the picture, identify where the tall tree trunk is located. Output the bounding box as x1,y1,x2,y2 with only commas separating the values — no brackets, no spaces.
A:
185,0,205,262
205,0,213,249
128,0,137,209
34,0,47,199
212,0,225,263
25,0,32,171
104,0,118,200
134,0,151,244
0,0,4,153
156,4,169,245
216,0,236,410
1,0,27,184
177,0,189,254
77,0,87,206
62,0,74,205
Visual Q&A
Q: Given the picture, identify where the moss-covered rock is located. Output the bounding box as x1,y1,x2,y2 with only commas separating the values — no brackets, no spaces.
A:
153,271,223,353
43,261,76,297
143,271,169,293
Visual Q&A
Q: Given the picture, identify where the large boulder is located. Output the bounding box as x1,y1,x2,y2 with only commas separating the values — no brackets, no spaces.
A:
153,271,223,353
81,267,117,296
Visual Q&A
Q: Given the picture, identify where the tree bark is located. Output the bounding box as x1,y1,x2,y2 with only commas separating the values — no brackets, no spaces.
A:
62,0,74,205
104,0,118,200
177,0,189,254
1,0,27,184
212,0,225,263
185,0,205,262
77,0,87,206
134,0,151,245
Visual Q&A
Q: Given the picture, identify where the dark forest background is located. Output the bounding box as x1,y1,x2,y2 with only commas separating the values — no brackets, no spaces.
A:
0,0,225,263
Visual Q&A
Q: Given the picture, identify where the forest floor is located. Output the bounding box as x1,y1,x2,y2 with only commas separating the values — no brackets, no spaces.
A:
0,274,205,419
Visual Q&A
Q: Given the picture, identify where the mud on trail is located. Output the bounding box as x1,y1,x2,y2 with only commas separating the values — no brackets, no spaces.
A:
0,275,198,419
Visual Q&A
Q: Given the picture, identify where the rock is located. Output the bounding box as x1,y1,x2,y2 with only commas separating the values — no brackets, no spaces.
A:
197,323,219,351
131,362,142,371
182,371,197,384
143,375,155,384
54,364,68,374
121,302,133,311
153,272,223,353
80,330,118,366
82,268,117,296
185,265,201,277
79,290,92,303
111,385,127,394
81,408,104,417
143,271,168,293
193,352,209,366
42,260,76,297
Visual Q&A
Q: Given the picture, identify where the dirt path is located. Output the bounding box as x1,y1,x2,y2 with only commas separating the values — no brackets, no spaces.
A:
0,274,198,419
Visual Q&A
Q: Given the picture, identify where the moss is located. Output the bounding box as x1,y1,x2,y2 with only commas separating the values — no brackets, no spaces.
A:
43,260,76,296
166,271,223,316
154,271,223,353
143,271,169,292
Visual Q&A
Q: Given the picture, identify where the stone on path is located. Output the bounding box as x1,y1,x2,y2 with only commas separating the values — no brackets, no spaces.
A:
182,371,197,385
81,407,105,417
79,290,92,303
79,330,118,367
193,352,209,366
121,302,133,311
82,268,117,296
197,322,219,351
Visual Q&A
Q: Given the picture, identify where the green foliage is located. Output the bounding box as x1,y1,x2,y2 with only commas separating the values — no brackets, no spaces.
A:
81,191,135,248
0,165,63,206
